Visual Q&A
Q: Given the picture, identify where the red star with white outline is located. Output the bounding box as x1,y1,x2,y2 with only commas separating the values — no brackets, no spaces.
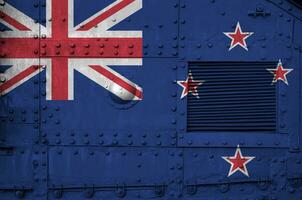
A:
177,71,204,99
223,22,254,51
222,145,255,177
267,60,293,85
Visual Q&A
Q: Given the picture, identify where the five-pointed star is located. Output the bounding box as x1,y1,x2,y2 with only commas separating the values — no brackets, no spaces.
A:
267,60,293,85
222,145,255,177
223,22,254,51
177,72,204,99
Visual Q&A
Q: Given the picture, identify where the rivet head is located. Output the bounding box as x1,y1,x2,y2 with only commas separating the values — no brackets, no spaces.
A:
220,184,229,193
0,73,6,82
0,52,6,57
54,190,62,199
186,185,197,195
116,187,127,198
84,188,94,198
15,190,25,199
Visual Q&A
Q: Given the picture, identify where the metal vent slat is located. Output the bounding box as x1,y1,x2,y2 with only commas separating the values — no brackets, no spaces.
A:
191,91,275,96
187,62,277,132
188,115,276,120
189,113,276,118
189,107,276,113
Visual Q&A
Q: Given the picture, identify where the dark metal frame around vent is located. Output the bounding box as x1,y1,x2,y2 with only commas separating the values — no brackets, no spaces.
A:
187,62,278,133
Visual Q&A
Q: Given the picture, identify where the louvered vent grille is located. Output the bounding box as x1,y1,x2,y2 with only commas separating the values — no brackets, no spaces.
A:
187,62,277,132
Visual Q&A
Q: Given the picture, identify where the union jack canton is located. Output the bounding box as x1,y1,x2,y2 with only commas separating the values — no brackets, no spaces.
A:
0,0,143,101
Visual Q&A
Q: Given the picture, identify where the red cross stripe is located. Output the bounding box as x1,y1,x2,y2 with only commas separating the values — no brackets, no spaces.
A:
0,0,143,101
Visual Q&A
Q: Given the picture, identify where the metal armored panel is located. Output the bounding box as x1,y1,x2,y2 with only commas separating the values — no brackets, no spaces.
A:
0,0,41,199
0,0,302,200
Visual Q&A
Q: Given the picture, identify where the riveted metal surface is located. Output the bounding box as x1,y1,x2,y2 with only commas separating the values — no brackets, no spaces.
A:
0,0,40,125
1,0,302,200
0,147,34,199
300,46,302,150
179,0,295,62
0,124,38,146
44,130,176,147
183,148,283,184
47,147,183,200
40,58,178,147
0,2,41,199
49,147,171,186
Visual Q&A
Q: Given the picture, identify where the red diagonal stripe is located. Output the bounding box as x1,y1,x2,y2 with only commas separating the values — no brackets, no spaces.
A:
89,65,142,99
0,65,42,93
0,11,31,31
77,0,135,31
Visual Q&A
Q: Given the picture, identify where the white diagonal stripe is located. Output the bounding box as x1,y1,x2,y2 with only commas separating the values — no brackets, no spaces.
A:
0,2,39,38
